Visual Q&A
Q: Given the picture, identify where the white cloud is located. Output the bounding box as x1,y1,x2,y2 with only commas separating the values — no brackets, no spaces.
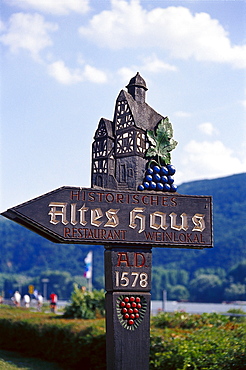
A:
198,122,218,136
79,0,246,69
117,67,139,84
0,13,58,60
48,60,107,84
177,140,246,183
83,64,108,84
5,0,90,15
0,20,6,32
174,111,192,118
48,60,83,84
117,55,177,84
142,55,177,73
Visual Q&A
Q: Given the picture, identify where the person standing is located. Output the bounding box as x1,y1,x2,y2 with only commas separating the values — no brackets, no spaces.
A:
37,293,43,311
23,294,30,308
50,292,58,313
13,291,21,307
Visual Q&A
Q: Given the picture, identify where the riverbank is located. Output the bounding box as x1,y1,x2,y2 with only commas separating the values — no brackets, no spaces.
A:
151,300,246,315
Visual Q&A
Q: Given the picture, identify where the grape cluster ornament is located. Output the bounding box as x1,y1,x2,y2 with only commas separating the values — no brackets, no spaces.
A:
116,295,147,330
138,117,178,192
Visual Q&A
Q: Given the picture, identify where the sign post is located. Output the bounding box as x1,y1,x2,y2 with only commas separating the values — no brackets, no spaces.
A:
1,73,213,369
105,247,152,369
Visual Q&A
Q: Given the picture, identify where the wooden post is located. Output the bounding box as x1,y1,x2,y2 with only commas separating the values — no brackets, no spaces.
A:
105,247,152,370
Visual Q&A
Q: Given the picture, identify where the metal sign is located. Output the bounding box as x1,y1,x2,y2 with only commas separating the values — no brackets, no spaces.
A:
2,186,212,249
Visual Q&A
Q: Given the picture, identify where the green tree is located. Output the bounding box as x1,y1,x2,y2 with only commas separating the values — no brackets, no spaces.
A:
194,267,226,280
190,274,223,303
152,267,165,300
40,271,74,300
224,283,246,301
168,285,190,301
152,267,189,300
228,260,246,284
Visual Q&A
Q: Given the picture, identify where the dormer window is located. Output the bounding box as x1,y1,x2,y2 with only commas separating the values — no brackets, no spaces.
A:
116,100,134,130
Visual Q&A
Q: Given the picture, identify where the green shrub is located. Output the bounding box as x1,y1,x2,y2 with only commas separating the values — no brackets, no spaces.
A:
0,306,106,369
150,311,246,369
150,325,246,370
63,285,105,319
0,306,245,370
151,311,229,329
226,308,246,322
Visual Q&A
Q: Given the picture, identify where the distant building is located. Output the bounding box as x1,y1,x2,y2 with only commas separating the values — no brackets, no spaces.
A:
91,73,164,191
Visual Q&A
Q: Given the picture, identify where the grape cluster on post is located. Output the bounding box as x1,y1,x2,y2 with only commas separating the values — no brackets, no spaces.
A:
120,296,141,325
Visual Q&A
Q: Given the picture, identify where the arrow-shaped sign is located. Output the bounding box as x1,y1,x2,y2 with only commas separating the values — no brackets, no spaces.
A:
1,186,213,249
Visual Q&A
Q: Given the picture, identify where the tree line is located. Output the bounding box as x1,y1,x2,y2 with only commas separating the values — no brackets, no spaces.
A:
152,260,246,302
1,260,245,302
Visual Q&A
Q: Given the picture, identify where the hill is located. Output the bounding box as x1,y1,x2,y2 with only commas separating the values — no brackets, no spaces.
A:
152,172,246,273
0,173,245,291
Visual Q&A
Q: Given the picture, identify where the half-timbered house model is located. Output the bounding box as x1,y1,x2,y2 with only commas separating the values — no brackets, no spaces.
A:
91,72,167,191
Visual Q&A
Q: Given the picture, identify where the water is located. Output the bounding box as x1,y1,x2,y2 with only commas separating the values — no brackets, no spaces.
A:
7,298,245,316
151,300,246,316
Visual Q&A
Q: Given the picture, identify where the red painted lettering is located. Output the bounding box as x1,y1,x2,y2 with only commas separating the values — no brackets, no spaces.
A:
174,233,179,241
117,252,130,267
186,233,193,243
78,228,84,237
165,232,173,241
116,194,124,203
88,192,95,201
107,230,114,239
171,197,177,206
142,195,149,205
106,193,114,203
162,197,168,206
97,193,104,202
143,231,155,240
193,233,199,243
200,233,205,243
70,190,80,200
113,230,120,239
99,229,107,239
134,252,146,268
132,194,139,204
64,227,71,237
179,233,186,242
150,196,158,206
72,228,78,238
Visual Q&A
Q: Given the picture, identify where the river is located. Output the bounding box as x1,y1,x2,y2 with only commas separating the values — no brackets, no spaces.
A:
151,300,246,315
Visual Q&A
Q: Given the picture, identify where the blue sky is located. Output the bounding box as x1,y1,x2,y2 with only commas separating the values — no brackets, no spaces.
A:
1,0,245,212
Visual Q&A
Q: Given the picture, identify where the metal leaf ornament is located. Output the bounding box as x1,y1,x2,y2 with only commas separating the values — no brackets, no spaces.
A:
146,117,178,166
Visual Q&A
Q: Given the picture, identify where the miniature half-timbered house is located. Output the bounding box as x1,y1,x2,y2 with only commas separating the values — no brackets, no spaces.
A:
91,72,164,191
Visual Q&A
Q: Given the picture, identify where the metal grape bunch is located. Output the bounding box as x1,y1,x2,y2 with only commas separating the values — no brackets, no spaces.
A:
138,117,178,192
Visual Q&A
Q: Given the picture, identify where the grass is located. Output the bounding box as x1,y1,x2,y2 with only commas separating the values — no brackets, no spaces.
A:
0,350,63,370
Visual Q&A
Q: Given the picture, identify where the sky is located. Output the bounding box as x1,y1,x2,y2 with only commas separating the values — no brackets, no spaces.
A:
1,0,245,212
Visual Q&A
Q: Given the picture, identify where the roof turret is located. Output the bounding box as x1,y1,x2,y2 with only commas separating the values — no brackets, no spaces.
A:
126,72,148,91
126,72,148,103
